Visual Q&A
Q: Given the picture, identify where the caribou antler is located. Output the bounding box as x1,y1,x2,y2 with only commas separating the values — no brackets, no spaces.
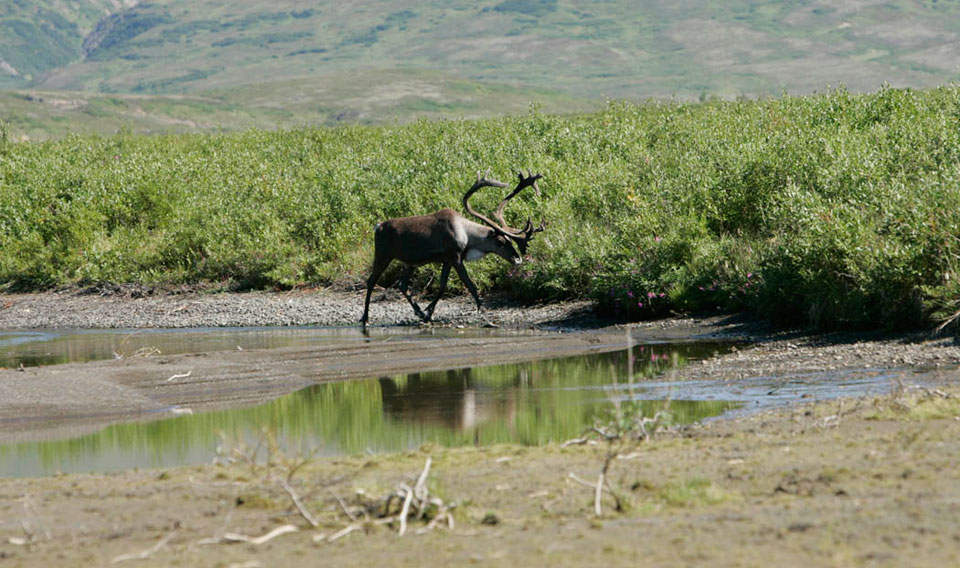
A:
493,171,547,253
494,170,542,230
462,169,547,254
462,170,510,235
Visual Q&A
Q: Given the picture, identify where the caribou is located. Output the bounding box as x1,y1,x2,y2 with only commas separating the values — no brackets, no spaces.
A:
360,170,546,327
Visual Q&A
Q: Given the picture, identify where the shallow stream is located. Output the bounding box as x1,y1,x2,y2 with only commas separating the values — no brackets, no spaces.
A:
0,327,920,477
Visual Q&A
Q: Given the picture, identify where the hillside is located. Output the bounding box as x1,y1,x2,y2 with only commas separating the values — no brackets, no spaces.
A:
0,70,595,140
3,1,960,137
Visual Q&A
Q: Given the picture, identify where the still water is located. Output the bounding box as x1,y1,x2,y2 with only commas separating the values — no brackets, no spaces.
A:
0,328,920,478
0,326,508,369
0,337,737,477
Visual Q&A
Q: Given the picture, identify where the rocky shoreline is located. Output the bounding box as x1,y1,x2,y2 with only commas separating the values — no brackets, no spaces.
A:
0,288,598,330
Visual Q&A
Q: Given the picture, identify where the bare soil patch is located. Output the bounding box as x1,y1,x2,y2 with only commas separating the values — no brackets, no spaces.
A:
2,388,959,567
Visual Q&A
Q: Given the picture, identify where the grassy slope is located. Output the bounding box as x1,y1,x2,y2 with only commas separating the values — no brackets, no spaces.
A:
3,86,960,329
0,70,597,140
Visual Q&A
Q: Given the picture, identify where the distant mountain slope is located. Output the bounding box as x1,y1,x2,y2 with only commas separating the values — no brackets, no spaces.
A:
3,1,960,139
0,69,596,140
5,0,958,99
0,0,137,87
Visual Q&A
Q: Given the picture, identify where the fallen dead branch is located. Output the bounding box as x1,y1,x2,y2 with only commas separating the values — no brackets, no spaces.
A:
111,531,177,563
198,525,298,546
329,488,361,523
222,525,298,545
166,370,193,382
323,524,363,542
561,436,598,447
275,476,320,528
319,456,457,542
567,472,609,516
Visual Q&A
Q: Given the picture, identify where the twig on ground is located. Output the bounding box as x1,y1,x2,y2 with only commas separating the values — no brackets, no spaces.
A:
220,525,298,545
594,473,604,517
568,472,610,516
328,488,360,523
326,524,362,542
275,476,319,528
561,436,597,447
324,456,454,541
397,483,415,537
111,531,177,563
166,370,193,382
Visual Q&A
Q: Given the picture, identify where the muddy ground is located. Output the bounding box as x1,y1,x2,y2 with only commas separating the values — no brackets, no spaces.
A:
1,289,960,566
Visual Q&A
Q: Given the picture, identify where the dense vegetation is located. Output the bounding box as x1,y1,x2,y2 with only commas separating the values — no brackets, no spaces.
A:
3,86,960,329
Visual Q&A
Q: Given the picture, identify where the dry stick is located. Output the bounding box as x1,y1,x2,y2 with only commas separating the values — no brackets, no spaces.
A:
111,531,177,564
221,525,298,545
594,472,605,517
568,472,610,516
166,370,193,382
328,488,359,523
275,476,319,528
397,484,415,537
327,524,362,542
414,457,432,520
414,456,432,494
568,472,608,491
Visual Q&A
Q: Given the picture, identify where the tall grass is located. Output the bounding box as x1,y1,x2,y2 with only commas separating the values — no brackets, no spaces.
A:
2,86,960,329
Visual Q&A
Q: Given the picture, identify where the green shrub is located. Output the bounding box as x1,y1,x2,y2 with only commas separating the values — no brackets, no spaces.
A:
2,86,960,329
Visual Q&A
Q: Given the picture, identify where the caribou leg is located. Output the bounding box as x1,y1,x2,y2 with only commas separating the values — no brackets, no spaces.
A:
397,265,428,321
361,256,392,327
453,262,483,312
424,263,452,321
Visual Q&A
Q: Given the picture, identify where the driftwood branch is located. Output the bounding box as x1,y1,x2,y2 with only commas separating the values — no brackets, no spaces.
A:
166,370,193,382
397,483,415,537
111,531,177,563
275,476,319,528
317,456,454,542
221,525,298,545
328,488,360,523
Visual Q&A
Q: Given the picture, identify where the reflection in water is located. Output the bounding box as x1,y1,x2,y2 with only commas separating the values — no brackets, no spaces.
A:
0,343,737,477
